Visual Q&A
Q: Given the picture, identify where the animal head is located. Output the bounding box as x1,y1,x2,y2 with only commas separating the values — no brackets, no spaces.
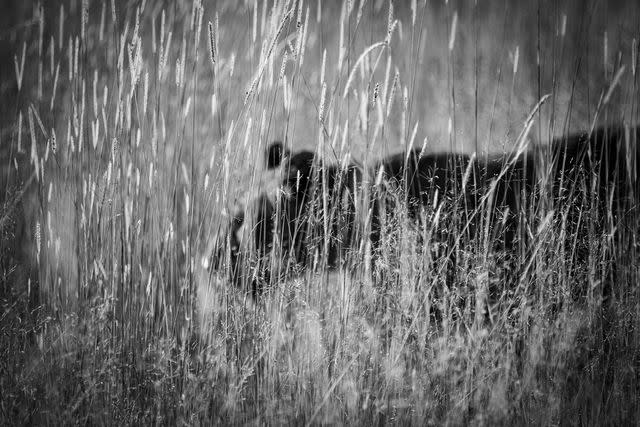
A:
212,141,363,297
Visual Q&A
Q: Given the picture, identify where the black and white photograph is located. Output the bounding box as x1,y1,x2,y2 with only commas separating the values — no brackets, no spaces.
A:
1,0,639,424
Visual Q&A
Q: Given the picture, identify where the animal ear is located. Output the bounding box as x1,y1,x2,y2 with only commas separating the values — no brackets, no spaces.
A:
266,141,289,169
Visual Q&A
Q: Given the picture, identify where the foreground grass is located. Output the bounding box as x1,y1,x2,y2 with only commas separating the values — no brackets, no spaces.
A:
1,0,640,424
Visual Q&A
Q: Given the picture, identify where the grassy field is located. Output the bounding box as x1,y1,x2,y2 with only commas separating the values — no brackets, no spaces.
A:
1,0,640,424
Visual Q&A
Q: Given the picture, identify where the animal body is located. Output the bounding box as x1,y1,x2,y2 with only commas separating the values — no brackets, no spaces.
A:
217,126,639,298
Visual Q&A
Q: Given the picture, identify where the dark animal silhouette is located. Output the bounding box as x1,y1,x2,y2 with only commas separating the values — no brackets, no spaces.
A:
369,150,473,253
484,125,640,256
216,126,639,299
372,125,639,251
218,141,362,296
369,125,639,319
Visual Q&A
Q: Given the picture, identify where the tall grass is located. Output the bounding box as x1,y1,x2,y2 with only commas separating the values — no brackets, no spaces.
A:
1,0,639,424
